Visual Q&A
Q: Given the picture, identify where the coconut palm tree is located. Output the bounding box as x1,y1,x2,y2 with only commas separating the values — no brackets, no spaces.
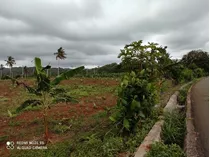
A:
5,56,16,77
54,47,67,76
0,64,4,78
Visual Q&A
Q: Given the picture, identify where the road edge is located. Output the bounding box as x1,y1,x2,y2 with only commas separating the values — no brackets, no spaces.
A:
184,79,205,157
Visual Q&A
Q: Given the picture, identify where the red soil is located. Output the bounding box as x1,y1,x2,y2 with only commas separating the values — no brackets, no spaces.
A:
0,78,118,157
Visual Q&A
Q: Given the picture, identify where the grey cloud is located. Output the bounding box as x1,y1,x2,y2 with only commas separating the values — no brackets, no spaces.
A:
0,0,208,67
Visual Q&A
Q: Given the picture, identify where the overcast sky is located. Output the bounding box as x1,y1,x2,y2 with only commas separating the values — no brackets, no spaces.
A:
0,0,209,68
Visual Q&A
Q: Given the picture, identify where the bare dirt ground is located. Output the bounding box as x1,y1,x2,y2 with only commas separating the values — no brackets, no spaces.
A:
191,77,209,157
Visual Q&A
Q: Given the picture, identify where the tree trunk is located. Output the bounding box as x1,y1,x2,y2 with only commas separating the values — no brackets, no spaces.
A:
0,70,2,78
57,60,60,76
22,67,24,78
10,67,12,78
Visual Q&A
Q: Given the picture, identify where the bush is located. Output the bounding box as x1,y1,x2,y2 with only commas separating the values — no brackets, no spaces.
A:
180,68,194,82
146,142,185,157
177,87,188,105
194,68,204,78
161,111,186,148
109,70,158,133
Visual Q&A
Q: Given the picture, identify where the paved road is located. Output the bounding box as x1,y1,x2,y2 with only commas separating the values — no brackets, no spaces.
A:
191,77,209,157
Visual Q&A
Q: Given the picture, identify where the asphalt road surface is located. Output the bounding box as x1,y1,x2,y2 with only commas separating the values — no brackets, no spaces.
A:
191,77,209,157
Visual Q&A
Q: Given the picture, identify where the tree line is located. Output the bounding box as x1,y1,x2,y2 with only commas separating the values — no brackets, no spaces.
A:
0,45,209,80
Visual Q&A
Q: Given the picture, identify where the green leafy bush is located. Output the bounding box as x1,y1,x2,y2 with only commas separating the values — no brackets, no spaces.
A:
146,142,185,157
161,111,186,147
180,68,194,82
177,87,188,105
52,124,70,134
109,70,158,133
194,68,204,78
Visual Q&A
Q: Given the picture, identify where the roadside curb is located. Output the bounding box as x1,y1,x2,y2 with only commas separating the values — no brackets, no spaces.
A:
184,82,205,157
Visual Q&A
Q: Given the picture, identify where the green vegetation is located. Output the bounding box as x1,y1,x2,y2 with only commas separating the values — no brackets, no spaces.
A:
161,110,186,148
7,57,84,142
146,142,185,157
0,42,208,157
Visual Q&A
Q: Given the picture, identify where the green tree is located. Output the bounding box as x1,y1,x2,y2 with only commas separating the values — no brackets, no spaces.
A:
110,40,171,134
181,50,209,74
54,47,67,76
118,40,171,81
5,56,16,77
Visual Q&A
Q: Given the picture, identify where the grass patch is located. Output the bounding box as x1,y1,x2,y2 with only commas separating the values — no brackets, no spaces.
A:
161,110,186,148
0,96,9,102
8,120,21,127
146,142,186,157
58,84,117,98
178,83,192,105
0,135,9,142
52,124,71,134
10,107,159,157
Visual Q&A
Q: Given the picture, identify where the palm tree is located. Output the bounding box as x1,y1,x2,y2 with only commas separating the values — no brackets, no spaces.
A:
5,56,16,77
0,64,4,78
54,47,67,76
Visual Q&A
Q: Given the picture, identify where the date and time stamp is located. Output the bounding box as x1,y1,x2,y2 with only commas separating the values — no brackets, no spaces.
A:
6,141,48,150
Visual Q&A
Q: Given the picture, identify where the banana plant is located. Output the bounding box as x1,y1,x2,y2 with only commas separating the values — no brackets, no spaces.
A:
10,57,84,143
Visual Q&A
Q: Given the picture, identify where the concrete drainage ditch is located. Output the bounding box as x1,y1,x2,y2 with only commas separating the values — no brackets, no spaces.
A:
134,82,193,157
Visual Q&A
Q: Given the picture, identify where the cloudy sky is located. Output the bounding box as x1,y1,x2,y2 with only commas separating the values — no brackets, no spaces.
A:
0,0,209,68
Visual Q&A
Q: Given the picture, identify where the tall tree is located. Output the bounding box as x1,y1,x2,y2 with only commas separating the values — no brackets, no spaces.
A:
5,56,16,77
181,50,209,73
54,47,67,76
0,64,4,78
118,40,171,81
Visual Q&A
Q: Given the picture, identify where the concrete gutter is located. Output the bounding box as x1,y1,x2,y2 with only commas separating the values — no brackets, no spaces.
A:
134,120,164,157
134,83,192,157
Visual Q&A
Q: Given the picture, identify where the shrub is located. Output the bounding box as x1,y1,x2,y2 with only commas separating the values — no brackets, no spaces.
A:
146,142,185,157
109,70,158,133
161,111,186,148
194,68,204,78
180,68,194,82
177,87,188,105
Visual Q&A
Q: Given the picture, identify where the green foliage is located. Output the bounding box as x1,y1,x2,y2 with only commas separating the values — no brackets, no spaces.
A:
16,99,42,113
146,142,186,157
118,40,171,80
102,137,124,157
51,66,85,86
161,111,186,148
0,135,9,142
194,68,204,78
177,84,192,105
110,71,158,133
50,87,78,103
181,50,209,74
178,88,188,105
180,68,194,82
52,124,70,134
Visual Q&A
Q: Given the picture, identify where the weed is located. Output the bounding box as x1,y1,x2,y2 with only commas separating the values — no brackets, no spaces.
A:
178,84,191,105
0,135,9,142
146,142,185,157
8,120,21,127
161,110,186,148
52,124,71,134
0,96,9,102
